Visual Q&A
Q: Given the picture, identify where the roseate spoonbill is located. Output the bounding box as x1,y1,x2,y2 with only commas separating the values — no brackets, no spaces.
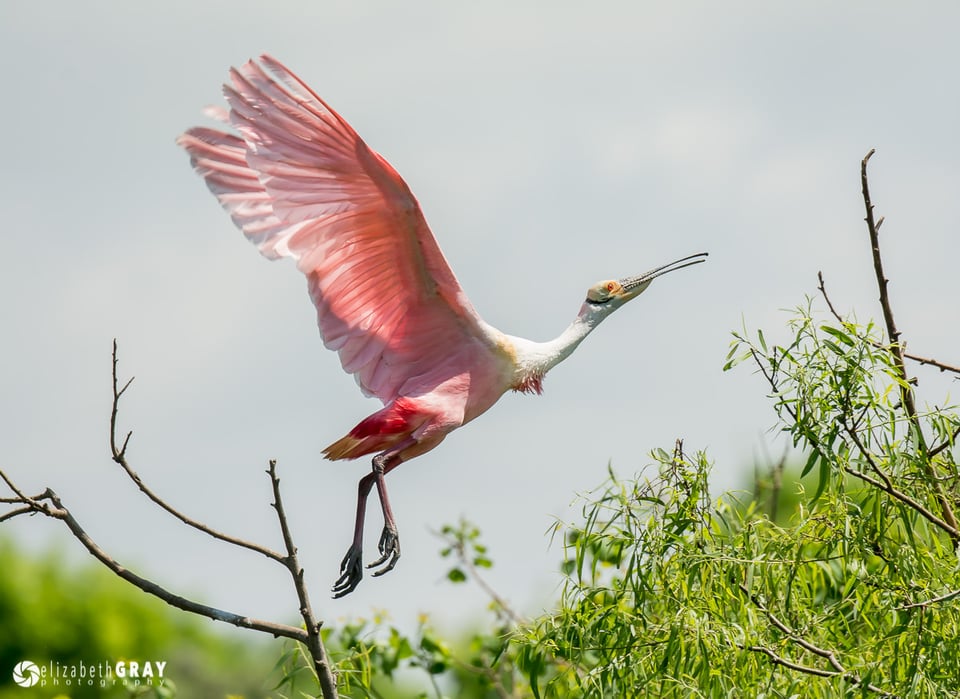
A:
178,55,707,598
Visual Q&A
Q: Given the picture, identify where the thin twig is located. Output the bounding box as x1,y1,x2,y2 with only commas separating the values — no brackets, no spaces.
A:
745,644,839,679
110,339,134,460
0,505,38,523
269,460,339,698
898,588,960,611
433,517,524,626
840,418,896,492
109,341,286,563
816,272,845,326
929,425,960,460
468,562,523,626
817,272,960,377
902,352,960,376
113,452,286,562
451,540,523,626
0,469,41,507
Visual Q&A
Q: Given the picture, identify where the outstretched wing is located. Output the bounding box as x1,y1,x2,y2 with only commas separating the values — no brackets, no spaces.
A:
178,55,499,403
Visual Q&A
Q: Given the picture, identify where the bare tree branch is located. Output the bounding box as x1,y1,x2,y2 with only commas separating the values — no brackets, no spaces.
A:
859,151,959,539
898,588,960,611
861,150,900,356
1,343,342,699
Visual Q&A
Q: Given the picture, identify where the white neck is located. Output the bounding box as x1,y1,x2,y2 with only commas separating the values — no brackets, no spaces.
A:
506,306,606,393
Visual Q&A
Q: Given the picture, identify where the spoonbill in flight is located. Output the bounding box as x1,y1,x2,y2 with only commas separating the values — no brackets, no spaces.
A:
178,55,707,598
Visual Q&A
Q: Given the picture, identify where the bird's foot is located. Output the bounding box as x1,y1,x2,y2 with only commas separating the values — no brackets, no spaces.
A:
368,525,401,577
332,544,364,598
331,527,401,597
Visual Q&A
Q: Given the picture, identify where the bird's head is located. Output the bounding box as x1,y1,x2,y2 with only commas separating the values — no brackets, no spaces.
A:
580,252,708,321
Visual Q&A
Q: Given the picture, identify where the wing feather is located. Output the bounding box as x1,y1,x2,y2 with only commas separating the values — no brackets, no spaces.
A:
178,55,500,402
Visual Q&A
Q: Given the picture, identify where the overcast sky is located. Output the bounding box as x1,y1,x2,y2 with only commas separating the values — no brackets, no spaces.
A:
3,1,959,644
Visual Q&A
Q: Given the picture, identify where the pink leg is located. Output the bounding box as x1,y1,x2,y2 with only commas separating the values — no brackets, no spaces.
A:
332,450,404,598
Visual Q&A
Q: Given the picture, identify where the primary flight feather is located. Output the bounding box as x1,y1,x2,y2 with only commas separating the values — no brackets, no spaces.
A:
178,55,706,597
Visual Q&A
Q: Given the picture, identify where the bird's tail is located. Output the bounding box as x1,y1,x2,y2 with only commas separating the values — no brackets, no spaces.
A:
322,398,425,461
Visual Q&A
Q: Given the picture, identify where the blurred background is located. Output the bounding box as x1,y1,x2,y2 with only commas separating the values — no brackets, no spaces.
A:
2,1,958,695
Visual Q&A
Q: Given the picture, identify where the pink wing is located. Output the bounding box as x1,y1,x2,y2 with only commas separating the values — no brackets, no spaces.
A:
178,55,495,403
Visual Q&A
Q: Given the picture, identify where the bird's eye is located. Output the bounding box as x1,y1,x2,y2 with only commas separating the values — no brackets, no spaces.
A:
586,280,622,304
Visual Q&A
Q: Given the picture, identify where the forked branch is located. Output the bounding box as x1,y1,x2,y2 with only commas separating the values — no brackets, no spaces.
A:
0,480,305,640
109,340,287,564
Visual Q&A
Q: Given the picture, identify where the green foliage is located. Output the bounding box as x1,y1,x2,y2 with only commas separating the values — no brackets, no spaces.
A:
500,305,959,697
0,539,272,699
438,519,494,584
497,306,959,697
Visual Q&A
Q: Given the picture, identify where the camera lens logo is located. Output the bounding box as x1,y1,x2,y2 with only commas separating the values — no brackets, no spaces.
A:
13,661,40,688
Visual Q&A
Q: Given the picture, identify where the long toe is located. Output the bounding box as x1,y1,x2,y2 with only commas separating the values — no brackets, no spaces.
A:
368,526,401,577
332,545,364,598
